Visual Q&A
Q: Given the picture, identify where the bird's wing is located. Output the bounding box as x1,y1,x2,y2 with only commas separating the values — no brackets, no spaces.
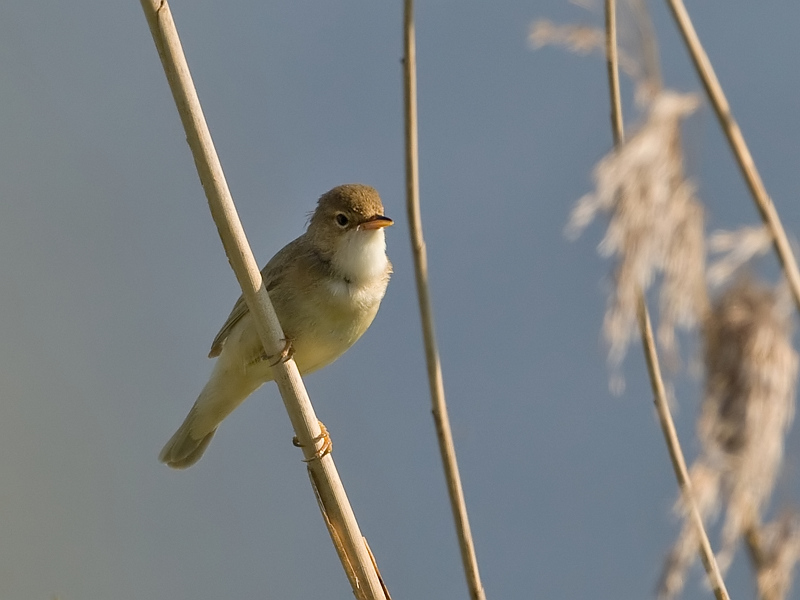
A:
207,238,303,358
207,295,248,358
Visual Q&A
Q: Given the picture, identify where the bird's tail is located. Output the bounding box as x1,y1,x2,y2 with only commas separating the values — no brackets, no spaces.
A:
159,364,262,469
158,413,217,469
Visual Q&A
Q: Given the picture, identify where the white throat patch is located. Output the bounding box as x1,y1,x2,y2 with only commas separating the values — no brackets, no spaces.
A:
331,228,388,284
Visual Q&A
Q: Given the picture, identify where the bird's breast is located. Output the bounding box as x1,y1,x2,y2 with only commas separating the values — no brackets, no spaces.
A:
324,276,387,312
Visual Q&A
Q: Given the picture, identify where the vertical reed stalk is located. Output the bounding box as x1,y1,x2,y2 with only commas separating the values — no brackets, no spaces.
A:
604,0,624,147
604,3,729,598
664,0,800,313
666,4,800,595
402,2,486,599
140,2,386,597
638,298,729,600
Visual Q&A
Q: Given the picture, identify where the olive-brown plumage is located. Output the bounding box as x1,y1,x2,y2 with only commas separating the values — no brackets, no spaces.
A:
159,184,392,469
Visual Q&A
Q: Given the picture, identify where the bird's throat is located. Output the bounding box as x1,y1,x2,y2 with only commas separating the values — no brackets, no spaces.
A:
331,229,388,285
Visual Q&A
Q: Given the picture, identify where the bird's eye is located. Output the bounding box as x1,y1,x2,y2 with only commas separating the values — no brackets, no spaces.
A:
335,213,349,227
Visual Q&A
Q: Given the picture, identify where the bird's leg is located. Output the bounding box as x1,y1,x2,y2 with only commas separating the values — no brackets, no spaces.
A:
293,421,333,461
268,337,295,366
249,338,295,369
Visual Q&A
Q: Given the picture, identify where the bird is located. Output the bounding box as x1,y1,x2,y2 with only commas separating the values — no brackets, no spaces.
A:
159,184,393,469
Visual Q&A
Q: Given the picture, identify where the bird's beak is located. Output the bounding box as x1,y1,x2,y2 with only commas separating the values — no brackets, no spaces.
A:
360,215,394,230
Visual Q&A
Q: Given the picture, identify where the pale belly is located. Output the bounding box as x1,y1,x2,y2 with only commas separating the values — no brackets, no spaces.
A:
290,300,379,374
223,283,382,381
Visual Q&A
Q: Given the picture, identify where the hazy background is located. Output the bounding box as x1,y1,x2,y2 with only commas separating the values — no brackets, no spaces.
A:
1,1,798,599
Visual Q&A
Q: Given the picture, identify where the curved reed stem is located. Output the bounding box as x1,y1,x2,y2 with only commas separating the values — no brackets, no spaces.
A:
604,2,729,598
664,0,800,313
140,2,386,597
638,299,730,600
402,2,486,599
604,0,624,147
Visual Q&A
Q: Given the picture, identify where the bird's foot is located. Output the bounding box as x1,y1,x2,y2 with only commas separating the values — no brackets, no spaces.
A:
293,421,332,461
251,338,294,368
270,338,295,366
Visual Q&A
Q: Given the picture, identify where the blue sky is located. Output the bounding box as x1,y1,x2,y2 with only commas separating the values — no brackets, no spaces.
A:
1,1,799,599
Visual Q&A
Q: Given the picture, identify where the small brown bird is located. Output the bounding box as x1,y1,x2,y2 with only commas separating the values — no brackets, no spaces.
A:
160,184,393,468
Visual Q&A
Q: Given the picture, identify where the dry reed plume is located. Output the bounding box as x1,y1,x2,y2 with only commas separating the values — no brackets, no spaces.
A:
566,90,707,374
534,2,800,598
660,277,799,599
750,512,800,600
529,19,640,80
